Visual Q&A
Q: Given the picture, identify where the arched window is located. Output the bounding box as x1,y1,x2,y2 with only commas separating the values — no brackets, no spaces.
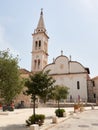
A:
38,59,40,69
34,60,37,69
35,41,38,50
39,40,41,49
77,81,80,89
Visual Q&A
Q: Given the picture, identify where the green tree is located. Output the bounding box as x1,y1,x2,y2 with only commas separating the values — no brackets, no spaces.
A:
25,70,55,122
0,50,23,104
51,85,69,109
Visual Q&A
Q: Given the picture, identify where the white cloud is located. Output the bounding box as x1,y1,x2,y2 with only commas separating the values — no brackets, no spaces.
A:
0,25,19,56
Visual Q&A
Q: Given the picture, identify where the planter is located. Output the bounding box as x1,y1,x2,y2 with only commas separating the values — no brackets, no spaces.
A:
55,109,65,117
26,114,45,126
80,107,84,112
74,104,79,113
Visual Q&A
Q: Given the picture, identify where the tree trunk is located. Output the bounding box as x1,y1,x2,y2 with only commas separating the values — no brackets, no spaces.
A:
33,95,36,124
58,100,60,109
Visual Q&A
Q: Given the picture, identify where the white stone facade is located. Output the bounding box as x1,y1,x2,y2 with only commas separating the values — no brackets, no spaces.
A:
44,55,89,102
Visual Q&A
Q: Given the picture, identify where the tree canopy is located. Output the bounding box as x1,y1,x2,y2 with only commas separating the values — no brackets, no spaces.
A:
0,50,23,104
25,70,55,102
51,85,69,109
25,70,55,115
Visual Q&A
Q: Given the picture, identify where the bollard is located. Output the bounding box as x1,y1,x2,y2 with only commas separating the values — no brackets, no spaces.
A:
74,109,79,113
30,124,39,130
91,105,94,110
70,111,74,115
63,112,66,117
52,116,58,123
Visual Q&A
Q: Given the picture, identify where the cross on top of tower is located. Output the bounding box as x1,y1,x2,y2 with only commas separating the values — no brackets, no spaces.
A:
61,50,63,55
41,8,43,15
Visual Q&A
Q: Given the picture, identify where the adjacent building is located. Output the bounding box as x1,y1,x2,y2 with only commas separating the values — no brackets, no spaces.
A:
91,76,98,104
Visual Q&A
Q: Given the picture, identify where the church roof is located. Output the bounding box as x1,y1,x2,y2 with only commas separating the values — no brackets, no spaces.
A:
92,76,98,80
43,54,90,75
19,68,30,74
85,67,90,74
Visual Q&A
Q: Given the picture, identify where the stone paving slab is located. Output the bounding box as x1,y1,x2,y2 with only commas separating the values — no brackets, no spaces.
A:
0,107,73,130
0,106,97,130
47,109,98,130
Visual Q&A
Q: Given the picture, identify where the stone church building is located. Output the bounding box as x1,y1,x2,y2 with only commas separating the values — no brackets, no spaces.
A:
16,9,95,107
31,9,90,102
44,55,90,102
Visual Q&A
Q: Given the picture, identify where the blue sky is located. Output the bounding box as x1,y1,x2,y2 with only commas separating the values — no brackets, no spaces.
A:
0,0,98,78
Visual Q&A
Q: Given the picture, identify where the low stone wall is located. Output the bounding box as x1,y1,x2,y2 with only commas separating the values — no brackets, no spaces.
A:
39,102,96,108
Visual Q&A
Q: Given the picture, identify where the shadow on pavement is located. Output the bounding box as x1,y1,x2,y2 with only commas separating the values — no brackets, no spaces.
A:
0,124,29,130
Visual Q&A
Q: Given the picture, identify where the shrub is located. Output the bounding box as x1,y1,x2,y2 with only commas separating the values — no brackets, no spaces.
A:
55,109,65,117
26,114,45,126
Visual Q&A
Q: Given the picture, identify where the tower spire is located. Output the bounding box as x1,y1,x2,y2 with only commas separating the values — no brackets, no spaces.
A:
36,8,46,33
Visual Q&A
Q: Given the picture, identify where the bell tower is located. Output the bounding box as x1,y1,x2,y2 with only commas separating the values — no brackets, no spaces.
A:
31,9,49,73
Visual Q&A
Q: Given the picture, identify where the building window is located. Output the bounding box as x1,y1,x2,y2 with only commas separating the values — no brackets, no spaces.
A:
94,94,96,98
34,60,37,69
77,81,80,89
92,81,95,87
70,95,72,102
39,40,41,49
35,41,38,50
38,59,40,69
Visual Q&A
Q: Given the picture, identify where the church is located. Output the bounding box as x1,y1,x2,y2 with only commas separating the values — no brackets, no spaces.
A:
31,9,90,103
16,9,95,107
